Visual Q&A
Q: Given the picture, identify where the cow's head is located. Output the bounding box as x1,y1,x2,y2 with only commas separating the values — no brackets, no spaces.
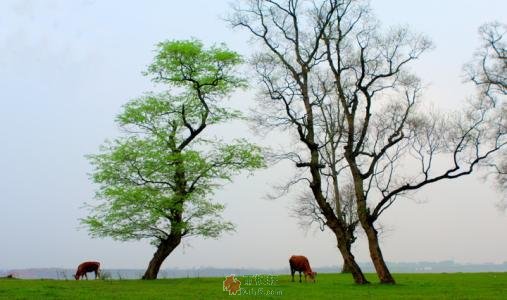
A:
310,272,317,283
74,274,79,280
308,271,317,283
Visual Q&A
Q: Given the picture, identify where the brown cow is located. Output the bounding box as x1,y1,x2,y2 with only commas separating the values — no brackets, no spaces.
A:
289,255,316,283
74,261,101,280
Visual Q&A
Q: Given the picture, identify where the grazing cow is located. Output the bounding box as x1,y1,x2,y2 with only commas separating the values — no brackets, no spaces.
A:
289,255,317,283
74,261,101,280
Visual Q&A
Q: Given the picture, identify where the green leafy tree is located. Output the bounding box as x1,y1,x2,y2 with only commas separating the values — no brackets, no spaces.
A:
83,40,265,280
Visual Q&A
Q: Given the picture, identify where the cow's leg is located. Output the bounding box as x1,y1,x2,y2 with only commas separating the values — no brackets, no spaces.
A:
290,267,295,282
85,273,88,280
299,272,302,283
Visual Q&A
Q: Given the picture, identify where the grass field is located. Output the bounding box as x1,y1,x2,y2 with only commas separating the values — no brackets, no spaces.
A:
1,273,506,299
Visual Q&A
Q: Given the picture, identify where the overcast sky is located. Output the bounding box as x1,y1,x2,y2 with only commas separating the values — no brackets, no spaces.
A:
0,0,506,271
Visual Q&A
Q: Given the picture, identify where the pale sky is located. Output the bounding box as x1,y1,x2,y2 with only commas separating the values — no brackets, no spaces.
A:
0,0,506,271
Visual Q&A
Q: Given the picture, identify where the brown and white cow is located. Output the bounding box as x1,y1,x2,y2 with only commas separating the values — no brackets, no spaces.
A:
74,261,101,280
289,255,316,283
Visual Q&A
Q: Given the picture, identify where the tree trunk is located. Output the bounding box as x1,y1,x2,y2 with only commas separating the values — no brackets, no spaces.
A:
363,223,395,284
341,259,353,273
349,164,395,284
341,224,358,274
340,241,354,273
334,234,369,284
142,235,181,280
340,261,352,274
305,151,367,284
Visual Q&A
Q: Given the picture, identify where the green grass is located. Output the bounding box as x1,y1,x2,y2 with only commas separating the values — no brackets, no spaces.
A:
1,273,506,299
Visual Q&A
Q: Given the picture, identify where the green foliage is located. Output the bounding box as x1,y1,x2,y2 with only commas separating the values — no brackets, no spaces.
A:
83,40,264,245
2,273,507,299
147,39,246,96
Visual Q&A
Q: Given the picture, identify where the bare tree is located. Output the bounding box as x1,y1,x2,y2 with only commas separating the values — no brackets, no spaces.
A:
231,0,506,285
466,22,506,103
230,0,369,284
465,22,507,205
320,4,506,284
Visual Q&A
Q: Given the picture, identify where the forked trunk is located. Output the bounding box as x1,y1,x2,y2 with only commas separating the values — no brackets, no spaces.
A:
335,234,369,284
142,235,181,280
363,223,395,284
